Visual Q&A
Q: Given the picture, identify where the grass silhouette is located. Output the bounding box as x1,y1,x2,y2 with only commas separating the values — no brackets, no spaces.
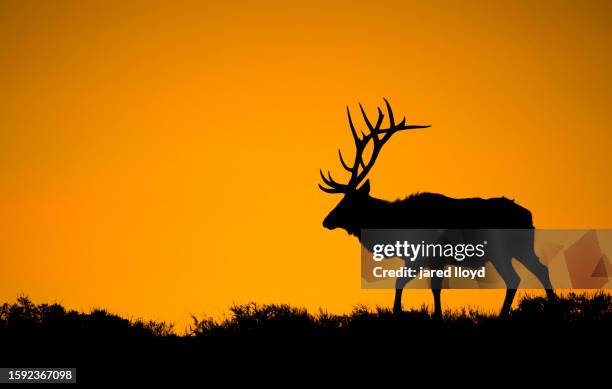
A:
1,295,175,337
1,292,610,381
2,292,610,340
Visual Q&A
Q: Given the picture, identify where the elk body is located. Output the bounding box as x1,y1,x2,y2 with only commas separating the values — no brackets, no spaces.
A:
319,99,555,318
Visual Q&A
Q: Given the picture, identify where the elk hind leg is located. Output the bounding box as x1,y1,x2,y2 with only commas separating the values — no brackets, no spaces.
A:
492,258,521,318
517,251,555,299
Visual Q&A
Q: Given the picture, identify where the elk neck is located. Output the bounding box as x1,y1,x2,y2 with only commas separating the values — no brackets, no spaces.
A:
354,195,396,228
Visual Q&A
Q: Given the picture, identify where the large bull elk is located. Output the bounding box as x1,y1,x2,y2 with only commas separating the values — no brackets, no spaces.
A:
319,99,555,318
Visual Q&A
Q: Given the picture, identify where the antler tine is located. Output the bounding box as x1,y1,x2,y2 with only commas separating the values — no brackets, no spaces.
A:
346,107,360,145
338,149,352,172
347,106,369,174
358,103,375,133
356,104,385,145
347,106,371,150
319,169,348,191
319,169,336,187
373,107,384,135
383,98,395,127
318,183,343,194
397,117,406,128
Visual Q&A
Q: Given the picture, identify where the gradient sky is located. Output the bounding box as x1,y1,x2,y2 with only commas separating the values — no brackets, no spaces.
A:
1,0,611,329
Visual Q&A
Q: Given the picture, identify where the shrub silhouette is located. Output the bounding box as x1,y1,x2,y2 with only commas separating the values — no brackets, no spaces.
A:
185,292,612,338
2,293,611,340
513,291,611,324
1,292,610,368
0,295,174,339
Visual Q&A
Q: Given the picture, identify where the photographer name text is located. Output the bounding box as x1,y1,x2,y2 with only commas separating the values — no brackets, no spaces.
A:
373,266,486,280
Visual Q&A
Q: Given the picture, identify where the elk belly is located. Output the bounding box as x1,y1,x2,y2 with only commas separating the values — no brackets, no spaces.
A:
454,266,486,279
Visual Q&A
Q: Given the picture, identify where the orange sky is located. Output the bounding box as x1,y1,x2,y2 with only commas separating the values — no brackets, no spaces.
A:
1,0,611,329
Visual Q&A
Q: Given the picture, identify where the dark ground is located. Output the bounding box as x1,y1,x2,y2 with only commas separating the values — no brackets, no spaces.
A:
1,293,610,383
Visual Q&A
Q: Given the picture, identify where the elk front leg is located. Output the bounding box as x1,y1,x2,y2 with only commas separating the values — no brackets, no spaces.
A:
431,275,443,320
501,289,517,318
393,276,410,314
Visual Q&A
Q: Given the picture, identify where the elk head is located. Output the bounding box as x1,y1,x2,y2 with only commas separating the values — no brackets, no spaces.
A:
319,99,429,235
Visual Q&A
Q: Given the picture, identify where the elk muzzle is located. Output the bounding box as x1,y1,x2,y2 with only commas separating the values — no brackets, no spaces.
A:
322,213,336,230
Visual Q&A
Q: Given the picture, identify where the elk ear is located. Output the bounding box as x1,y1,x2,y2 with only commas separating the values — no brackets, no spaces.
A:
358,180,370,194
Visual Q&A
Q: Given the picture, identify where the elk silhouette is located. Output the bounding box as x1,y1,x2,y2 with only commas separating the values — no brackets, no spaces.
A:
319,99,555,318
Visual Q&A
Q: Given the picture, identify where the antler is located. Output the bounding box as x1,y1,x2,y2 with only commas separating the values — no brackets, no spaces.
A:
319,98,430,194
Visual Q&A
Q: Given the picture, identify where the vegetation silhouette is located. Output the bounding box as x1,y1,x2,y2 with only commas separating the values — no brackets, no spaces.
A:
319,99,555,318
2,293,610,381
2,293,610,344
